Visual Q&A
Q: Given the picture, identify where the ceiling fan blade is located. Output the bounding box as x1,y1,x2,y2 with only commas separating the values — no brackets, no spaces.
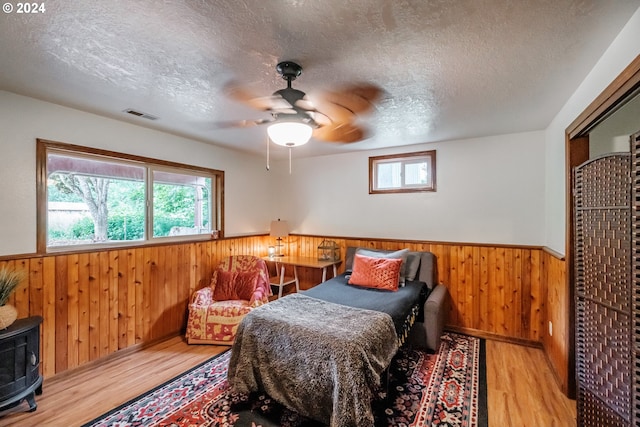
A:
224,82,271,111
346,84,384,106
303,83,382,128
313,122,367,143
224,82,292,112
306,98,357,124
254,96,294,112
309,84,382,116
294,98,316,111
209,118,273,129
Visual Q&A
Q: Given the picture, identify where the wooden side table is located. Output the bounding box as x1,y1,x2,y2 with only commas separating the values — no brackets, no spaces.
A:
262,256,341,299
0,316,43,413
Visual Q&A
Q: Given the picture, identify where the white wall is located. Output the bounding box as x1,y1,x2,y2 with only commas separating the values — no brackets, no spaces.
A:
4,2,639,257
0,90,274,257
273,131,546,246
544,7,640,254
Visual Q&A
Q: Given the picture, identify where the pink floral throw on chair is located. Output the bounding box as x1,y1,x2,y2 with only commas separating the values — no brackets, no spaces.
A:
185,255,271,345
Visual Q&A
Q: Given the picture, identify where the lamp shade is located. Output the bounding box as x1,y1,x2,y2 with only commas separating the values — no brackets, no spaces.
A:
270,220,289,238
267,122,312,147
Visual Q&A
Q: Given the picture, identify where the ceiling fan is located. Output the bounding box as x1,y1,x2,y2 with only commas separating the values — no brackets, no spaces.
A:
224,61,382,146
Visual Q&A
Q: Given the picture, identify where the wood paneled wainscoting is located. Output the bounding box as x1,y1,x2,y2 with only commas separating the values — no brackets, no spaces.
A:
288,236,549,342
1,236,271,379
2,234,569,397
541,250,570,395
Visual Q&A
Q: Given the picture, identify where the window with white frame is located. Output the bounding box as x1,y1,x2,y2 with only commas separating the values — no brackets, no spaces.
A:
369,150,436,194
37,139,223,252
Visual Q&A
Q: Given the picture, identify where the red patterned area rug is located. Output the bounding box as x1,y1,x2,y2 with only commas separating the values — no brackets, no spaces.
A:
82,332,486,427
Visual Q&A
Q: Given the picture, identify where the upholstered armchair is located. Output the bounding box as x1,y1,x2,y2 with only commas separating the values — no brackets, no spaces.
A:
185,255,271,345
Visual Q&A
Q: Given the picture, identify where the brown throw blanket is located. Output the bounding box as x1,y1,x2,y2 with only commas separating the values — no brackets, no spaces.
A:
227,293,398,427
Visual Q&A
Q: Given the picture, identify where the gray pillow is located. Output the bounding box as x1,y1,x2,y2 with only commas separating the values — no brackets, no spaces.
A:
356,248,410,286
345,246,358,273
404,252,422,281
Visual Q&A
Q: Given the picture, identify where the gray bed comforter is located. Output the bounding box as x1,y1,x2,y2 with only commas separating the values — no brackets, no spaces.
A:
227,293,398,427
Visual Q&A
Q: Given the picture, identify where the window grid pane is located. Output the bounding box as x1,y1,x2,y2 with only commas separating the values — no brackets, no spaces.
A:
369,150,436,194
47,155,147,247
403,160,430,186
152,170,212,238
376,162,402,189
40,141,222,252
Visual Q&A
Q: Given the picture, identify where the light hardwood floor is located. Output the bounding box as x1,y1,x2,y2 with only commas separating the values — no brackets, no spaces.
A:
486,340,576,427
0,337,576,427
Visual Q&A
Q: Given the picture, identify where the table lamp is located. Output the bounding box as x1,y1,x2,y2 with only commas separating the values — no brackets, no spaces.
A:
270,219,289,257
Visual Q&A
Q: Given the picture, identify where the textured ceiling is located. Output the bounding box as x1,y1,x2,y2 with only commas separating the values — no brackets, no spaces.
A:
0,0,638,158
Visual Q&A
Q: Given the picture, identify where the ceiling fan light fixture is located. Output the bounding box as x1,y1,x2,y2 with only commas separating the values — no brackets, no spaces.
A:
267,121,313,147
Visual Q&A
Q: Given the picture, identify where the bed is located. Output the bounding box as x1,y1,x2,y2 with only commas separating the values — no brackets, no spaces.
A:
227,248,449,427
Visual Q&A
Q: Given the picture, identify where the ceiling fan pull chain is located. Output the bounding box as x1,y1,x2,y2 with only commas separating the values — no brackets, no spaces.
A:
289,147,292,174
266,135,270,171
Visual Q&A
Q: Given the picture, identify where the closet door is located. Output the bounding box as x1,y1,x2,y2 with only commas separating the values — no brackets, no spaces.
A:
574,153,631,427
633,130,640,427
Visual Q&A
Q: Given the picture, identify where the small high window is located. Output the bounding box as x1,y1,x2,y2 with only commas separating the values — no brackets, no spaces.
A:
37,139,223,253
369,150,436,194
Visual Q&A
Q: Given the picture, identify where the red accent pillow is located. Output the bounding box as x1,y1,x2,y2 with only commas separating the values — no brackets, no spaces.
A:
212,269,259,301
212,269,238,300
348,254,402,291
234,271,259,300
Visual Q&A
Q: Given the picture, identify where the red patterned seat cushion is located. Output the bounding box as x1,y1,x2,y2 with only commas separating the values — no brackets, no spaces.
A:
348,254,403,291
186,300,253,345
